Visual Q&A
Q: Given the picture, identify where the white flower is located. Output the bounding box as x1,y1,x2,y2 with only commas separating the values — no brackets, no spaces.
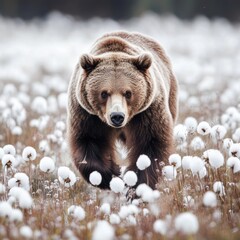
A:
229,143,240,158
39,140,50,153
8,187,33,209
197,121,211,135
135,183,157,202
22,146,37,161
203,149,224,169
0,147,4,159
31,96,48,114
153,219,167,235
100,203,111,215
223,138,233,151
213,181,225,196
58,166,76,187
203,191,217,207
232,128,240,142
184,117,198,134
174,124,188,143
9,208,23,222
3,144,16,155
174,212,199,234
227,157,240,173
110,177,125,193
20,225,33,239
8,172,30,191
190,156,205,175
2,154,17,168
39,157,55,173
162,165,177,180
118,204,139,219
136,154,151,170
56,121,66,131
123,171,138,186
89,171,102,186
190,137,205,151
211,125,227,143
92,220,115,240
109,214,121,224
12,126,22,136
0,201,13,218
181,156,193,170
0,183,6,194
68,205,85,221
168,154,181,168
199,166,207,179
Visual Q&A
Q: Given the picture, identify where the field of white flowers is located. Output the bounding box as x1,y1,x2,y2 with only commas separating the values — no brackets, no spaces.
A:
0,12,240,239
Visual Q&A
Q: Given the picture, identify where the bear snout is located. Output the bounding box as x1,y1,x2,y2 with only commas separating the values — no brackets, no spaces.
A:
110,112,125,127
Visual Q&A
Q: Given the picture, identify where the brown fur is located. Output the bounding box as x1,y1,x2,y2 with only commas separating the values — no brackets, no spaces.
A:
67,31,178,191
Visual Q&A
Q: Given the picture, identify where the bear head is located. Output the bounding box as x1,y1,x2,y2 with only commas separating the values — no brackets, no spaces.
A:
76,52,156,128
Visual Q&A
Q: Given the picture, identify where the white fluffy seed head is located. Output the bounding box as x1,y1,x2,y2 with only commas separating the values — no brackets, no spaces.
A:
168,154,181,168
213,181,225,196
232,128,240,142
181,156,193,170
39,157,55,173
9,208,23,222
20,225,33,239
203,191,217,207
162,165,177,180
3,144,16,155
204,149,224,169
190,136,205,151
190,156,205,175
100,203,111,215
184,117,198,134
31,96,48,114
8,173,30,191
74,206,85,220
227,157,240,173
153,219,167,235
2,154,17,168
22,146,37,161
109,214,121,225
89,171,102,186
136,154,151,170
197,121,211,135
110,177,125,193
0,183,6,194
58,169,76,187
0,201,13,217
210,125,227,143
0,147,4,159
174,212,199,234
174,124,188,143
92,220,115,240
123,171,138,186
223,138,233,151
229,143,240,158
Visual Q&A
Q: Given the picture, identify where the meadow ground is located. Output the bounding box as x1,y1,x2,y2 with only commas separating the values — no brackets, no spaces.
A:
0,12,240,239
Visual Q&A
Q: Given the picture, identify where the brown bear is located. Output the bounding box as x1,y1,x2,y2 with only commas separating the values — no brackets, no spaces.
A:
67,31,178,191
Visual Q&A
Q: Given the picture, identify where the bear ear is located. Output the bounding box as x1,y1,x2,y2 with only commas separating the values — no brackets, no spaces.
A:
80,54,99,73
133,53,152,71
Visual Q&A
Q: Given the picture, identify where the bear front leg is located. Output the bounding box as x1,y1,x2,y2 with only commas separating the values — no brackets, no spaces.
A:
125,112,174,190
68,115,121,189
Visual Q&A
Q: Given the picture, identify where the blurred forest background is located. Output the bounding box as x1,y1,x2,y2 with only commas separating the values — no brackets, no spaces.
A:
0,0,240,21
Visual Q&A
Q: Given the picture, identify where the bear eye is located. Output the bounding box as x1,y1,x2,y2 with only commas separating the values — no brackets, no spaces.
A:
101,91,109,100
124,91,132,100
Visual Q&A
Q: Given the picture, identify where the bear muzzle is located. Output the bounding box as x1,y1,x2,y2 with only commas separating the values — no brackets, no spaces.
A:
110,112,125,127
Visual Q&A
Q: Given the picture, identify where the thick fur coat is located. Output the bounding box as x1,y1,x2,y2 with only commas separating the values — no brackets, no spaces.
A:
67,31,178,191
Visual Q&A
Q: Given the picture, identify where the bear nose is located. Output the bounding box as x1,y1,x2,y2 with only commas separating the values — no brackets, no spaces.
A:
110,112,125,127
